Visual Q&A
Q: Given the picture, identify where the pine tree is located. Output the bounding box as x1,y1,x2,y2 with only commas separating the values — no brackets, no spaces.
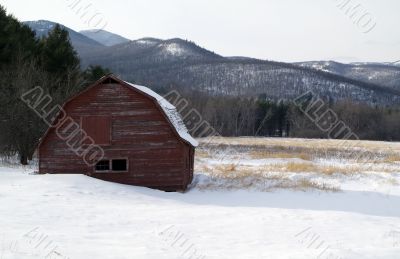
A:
0,5,38,67
39,24,80,77
83,65,111,85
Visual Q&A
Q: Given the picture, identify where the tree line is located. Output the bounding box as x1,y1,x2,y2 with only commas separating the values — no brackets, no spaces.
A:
0,5,109,164
161,87,400,141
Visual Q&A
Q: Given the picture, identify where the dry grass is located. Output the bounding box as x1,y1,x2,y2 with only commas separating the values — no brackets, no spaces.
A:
200,137,400,166
275,178,340,192
195,167,340,192
194,137,400,192
213,163,237,173
383,154,400,163
284,162,316,172
196,150,211,158
249,150,311,160
317,165,359,175
198,137,400,154
199,161,391,177
196,163,341,192
198,158,400,178
263,163,360,175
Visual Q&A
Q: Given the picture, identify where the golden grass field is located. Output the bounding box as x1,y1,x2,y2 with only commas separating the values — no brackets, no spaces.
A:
193,137,400,192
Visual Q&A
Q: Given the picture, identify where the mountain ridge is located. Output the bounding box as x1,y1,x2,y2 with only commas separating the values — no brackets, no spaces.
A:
23,20,104,54
25,20,400,105
297,61,400,90
79,29,130,46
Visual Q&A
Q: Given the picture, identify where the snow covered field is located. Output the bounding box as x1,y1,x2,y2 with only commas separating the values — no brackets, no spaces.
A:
1,138,400,259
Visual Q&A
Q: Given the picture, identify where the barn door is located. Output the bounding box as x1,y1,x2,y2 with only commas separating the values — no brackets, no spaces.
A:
81,116,111,145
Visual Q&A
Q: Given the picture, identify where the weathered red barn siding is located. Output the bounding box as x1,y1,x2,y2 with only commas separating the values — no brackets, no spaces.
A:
39,78,195,191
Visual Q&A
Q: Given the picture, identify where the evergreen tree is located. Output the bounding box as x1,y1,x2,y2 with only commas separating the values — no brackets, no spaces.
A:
39,24,83,99
83,65,111,85
39,24,80,77
0,5,38,67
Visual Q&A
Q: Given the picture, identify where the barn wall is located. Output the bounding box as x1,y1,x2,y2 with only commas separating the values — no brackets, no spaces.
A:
39,82,192,191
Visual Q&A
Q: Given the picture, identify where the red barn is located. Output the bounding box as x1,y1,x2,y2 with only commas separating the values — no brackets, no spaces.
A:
38,75,198,191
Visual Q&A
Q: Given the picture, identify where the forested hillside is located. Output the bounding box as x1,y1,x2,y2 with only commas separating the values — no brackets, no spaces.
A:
297,61,400,90
79,39,400,105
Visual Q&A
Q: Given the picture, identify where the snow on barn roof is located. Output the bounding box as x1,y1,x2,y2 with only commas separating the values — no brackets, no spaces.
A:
124,81,198,147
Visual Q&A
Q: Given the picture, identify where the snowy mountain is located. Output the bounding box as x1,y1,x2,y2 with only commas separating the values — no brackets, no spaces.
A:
25,20,400,105
388,60,400,67
134,37,163,46
79,29,130,46
81,37,220,63
296,61,400,91
24,20,104,54
80,46,400,105
155,38,219,58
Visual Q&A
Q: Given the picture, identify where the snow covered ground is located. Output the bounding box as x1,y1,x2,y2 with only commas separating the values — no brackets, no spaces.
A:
1,138,400,259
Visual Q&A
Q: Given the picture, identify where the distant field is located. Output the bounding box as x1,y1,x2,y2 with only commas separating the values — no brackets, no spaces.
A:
194,137,400,192
199,137,400,152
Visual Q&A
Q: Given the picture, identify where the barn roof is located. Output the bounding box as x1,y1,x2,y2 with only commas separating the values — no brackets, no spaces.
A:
123,81,198,147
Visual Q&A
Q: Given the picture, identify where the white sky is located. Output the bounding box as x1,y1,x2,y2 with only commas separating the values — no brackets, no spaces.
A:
1,0,399,63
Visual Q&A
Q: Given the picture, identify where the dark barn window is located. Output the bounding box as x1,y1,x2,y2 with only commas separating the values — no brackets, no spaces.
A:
95,160,110,171
112,159,127,171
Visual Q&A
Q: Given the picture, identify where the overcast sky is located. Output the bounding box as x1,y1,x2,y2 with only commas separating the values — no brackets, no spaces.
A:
1,0,399,63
